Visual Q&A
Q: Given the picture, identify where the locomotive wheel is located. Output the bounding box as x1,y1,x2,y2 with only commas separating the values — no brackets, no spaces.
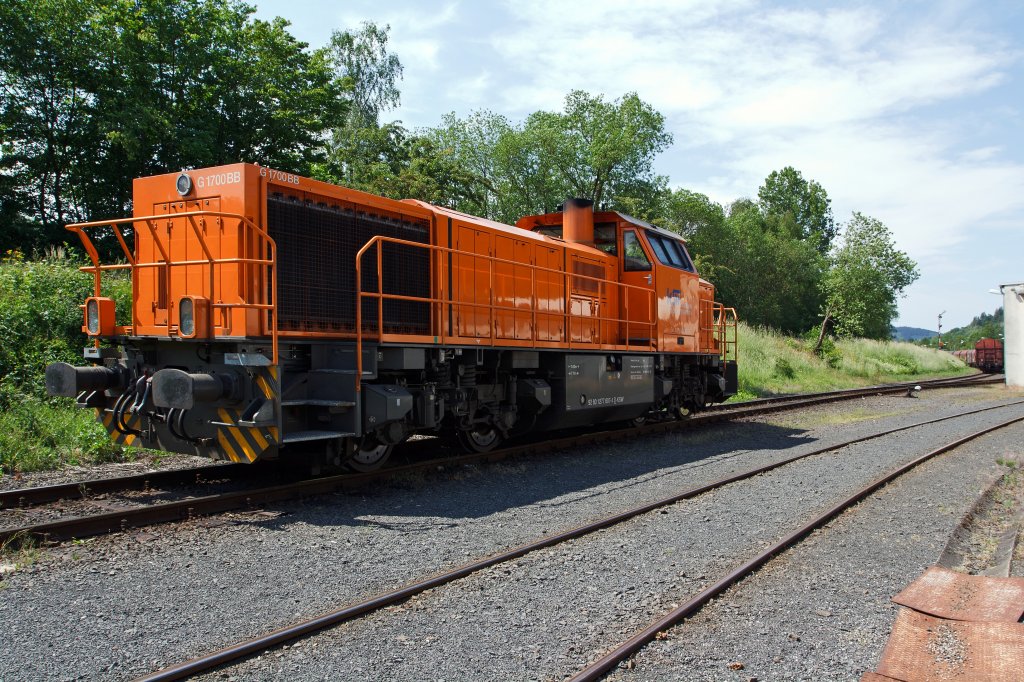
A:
457,425,504,453
347,440,394,473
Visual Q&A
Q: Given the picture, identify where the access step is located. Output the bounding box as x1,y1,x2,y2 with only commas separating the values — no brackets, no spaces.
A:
281,430,355,445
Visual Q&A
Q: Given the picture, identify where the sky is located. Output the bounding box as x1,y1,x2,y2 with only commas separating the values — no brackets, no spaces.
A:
253,0,1024,332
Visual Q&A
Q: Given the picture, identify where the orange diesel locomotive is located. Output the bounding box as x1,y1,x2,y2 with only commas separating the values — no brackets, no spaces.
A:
46,163,737,471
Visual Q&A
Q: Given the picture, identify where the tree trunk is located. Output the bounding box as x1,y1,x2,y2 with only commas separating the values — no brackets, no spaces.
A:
814,306,833,354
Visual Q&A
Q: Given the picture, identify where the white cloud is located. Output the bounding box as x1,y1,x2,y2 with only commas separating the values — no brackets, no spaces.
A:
960,146,1002,162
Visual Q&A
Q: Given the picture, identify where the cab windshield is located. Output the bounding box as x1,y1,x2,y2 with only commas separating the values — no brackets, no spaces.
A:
645,231,695,272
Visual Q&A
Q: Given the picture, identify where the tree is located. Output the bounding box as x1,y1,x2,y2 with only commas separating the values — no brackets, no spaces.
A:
758,166,836,254
659,188,726,240
425,110,509,217
402,91,672,223
327,22,402,127
703,200,825,334
527,90,672,211
0,0,104,241
816,212,919,348
0,0,346,252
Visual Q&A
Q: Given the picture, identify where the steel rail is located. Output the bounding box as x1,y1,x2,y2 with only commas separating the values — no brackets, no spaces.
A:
0,374,1001,547
131,398,1024,682
704,371,995,412
567,412,1024,682
0,463,247,509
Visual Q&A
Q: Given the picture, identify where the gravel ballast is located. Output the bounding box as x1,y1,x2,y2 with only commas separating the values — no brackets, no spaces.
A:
0,386,1021,681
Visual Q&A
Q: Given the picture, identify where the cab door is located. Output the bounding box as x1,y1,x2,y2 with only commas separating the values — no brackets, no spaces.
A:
619,229,656,346
645,231,699,352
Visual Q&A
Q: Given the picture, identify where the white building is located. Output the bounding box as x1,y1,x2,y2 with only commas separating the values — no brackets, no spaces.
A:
1001,282,1024,387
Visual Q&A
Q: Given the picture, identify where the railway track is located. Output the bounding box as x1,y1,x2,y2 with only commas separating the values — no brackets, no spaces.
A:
130,392,1024,681
0,372,1000,549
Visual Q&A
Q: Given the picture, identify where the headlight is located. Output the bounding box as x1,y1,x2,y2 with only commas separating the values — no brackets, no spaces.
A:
176,172,193,196
86,299,100,334
179,297,194,337
177,296,208,338
83,297,115,336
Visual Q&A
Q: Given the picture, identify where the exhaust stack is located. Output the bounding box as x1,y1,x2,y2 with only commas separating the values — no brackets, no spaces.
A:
562,198,594,246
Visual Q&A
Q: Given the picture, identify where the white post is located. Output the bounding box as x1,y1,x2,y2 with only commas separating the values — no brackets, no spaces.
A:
1001,283,1024,387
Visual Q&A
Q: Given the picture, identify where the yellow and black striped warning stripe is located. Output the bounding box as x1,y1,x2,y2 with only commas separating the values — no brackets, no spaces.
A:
97,409,141,447
215,365,280,463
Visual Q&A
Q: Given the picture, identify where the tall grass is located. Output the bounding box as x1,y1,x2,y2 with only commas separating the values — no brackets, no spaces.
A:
733,322,970,399
0,395,127,473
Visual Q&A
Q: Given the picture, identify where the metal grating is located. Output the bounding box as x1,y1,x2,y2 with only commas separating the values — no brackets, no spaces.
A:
267,195,430,335
876,608,1024,681
892,566,1024,623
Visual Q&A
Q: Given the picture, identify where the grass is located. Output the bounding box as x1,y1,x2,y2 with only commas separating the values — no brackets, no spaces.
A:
0,394,137,475
730,322,971,399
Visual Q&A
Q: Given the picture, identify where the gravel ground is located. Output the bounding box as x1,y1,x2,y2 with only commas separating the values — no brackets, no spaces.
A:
0,451,212,492
609,421,1024,681
0,385,1021,681
938,453,1024,576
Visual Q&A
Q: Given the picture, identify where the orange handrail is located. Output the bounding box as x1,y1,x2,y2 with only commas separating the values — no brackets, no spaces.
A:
354,235,659,391
65,210,279,364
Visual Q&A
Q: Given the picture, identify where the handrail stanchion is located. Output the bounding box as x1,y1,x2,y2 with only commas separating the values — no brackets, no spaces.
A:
377,241,384,340
186,216,217,339
355,247,363,393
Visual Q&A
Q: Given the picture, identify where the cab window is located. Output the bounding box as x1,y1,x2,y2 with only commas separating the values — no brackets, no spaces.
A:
535,222,618,255
594,223,617,255
622,230,651,271
646,232,695,272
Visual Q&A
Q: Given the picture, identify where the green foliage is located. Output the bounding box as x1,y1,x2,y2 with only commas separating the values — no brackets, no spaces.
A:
0,254,134,474
0,394,131,473
330,91,673,225
0,253,125,395
917,307,1003,350
0,0,347,252
659,188,727,240
531,90,672,211
757,166,836,254
773,357,795,379
327,21,403,127
679,196,826,335
821,212,920,340
733,323,968,399
804,325,843,368
658,167,840,336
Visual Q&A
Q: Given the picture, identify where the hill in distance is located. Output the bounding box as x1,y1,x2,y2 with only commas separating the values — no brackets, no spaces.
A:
893,326,937,341
915,307,1003,349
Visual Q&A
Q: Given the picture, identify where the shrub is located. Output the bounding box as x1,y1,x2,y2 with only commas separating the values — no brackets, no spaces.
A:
803,325,843,369
774,357,795,379
0,253,134,474
0,251,130,401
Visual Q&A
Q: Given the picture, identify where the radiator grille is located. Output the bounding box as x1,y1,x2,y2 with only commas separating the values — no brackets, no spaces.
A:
267,195,431,334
